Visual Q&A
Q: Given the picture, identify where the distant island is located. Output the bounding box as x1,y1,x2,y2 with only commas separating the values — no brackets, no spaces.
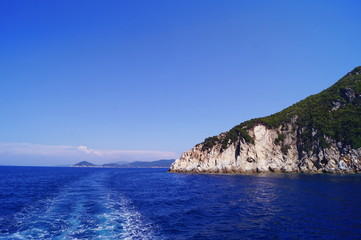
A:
73,161,98,167
170,66,361,174
72,159,175,168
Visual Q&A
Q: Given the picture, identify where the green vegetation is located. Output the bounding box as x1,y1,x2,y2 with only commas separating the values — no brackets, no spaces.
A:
274,132,285,145
203,136,219,150
202,66,361,151
220,127,254,149
202,125,255,151
244,66,361,149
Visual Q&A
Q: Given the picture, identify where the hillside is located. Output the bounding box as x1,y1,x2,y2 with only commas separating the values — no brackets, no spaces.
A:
102,163,122,168
170,67,361,174
73,161,98,167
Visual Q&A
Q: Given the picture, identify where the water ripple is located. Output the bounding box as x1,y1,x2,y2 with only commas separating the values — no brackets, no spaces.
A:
0,171,156,240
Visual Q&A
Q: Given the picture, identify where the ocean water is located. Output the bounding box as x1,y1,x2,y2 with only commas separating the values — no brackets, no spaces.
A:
0,167,361,239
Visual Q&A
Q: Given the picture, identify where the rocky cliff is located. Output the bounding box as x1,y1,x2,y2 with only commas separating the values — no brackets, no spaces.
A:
170,67,361,173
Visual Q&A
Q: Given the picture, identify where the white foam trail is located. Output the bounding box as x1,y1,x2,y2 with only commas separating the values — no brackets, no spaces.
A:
1,171,159,240
111,193,157,240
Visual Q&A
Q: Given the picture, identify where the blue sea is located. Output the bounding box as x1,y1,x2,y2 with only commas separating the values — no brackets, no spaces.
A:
0,167,361,239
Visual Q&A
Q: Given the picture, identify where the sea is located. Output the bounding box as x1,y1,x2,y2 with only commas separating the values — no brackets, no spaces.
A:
0,166,361,239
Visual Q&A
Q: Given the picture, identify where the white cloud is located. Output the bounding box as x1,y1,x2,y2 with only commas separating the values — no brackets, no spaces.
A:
0,142,179,166
77,145,102,156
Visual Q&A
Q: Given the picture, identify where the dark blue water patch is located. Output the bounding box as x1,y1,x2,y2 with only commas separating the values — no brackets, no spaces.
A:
109,170,361,239
1,167,361,239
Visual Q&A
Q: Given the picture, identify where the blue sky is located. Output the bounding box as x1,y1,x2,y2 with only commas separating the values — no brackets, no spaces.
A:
0,0,360,166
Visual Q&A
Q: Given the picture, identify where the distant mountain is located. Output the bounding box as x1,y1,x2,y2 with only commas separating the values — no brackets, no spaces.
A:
120,159,175,168
73,161,98,167
102,163,122,168
107,161,130,166
71,159,176,168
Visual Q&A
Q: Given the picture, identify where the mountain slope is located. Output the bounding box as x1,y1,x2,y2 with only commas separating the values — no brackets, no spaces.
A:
73,161,97,167
170,67,361,174
102,163,122,168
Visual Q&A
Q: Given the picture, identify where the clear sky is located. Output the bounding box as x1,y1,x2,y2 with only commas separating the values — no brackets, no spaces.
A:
0,0,360,166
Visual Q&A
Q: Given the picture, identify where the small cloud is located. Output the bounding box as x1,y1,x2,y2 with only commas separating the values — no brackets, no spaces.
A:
77,145,102,156
0,142,179,165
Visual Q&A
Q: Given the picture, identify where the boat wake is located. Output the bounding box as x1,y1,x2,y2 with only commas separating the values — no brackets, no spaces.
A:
1,171,156,240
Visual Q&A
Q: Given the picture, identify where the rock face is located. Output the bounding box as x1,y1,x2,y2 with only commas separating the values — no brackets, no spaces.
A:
170,67,361,174
170,124,361,173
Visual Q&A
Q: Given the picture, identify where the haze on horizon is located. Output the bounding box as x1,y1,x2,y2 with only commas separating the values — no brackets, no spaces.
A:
0,1,360,166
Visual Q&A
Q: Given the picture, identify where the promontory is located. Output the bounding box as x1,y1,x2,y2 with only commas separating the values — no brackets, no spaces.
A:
170,66,361,174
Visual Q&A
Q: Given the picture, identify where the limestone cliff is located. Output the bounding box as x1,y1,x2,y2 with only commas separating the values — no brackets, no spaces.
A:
170,67,361,173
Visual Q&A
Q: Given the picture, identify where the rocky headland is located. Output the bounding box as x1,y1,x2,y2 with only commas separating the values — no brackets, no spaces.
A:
170,67,361,174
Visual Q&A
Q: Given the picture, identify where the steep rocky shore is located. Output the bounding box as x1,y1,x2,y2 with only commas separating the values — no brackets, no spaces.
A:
170,67,361,173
